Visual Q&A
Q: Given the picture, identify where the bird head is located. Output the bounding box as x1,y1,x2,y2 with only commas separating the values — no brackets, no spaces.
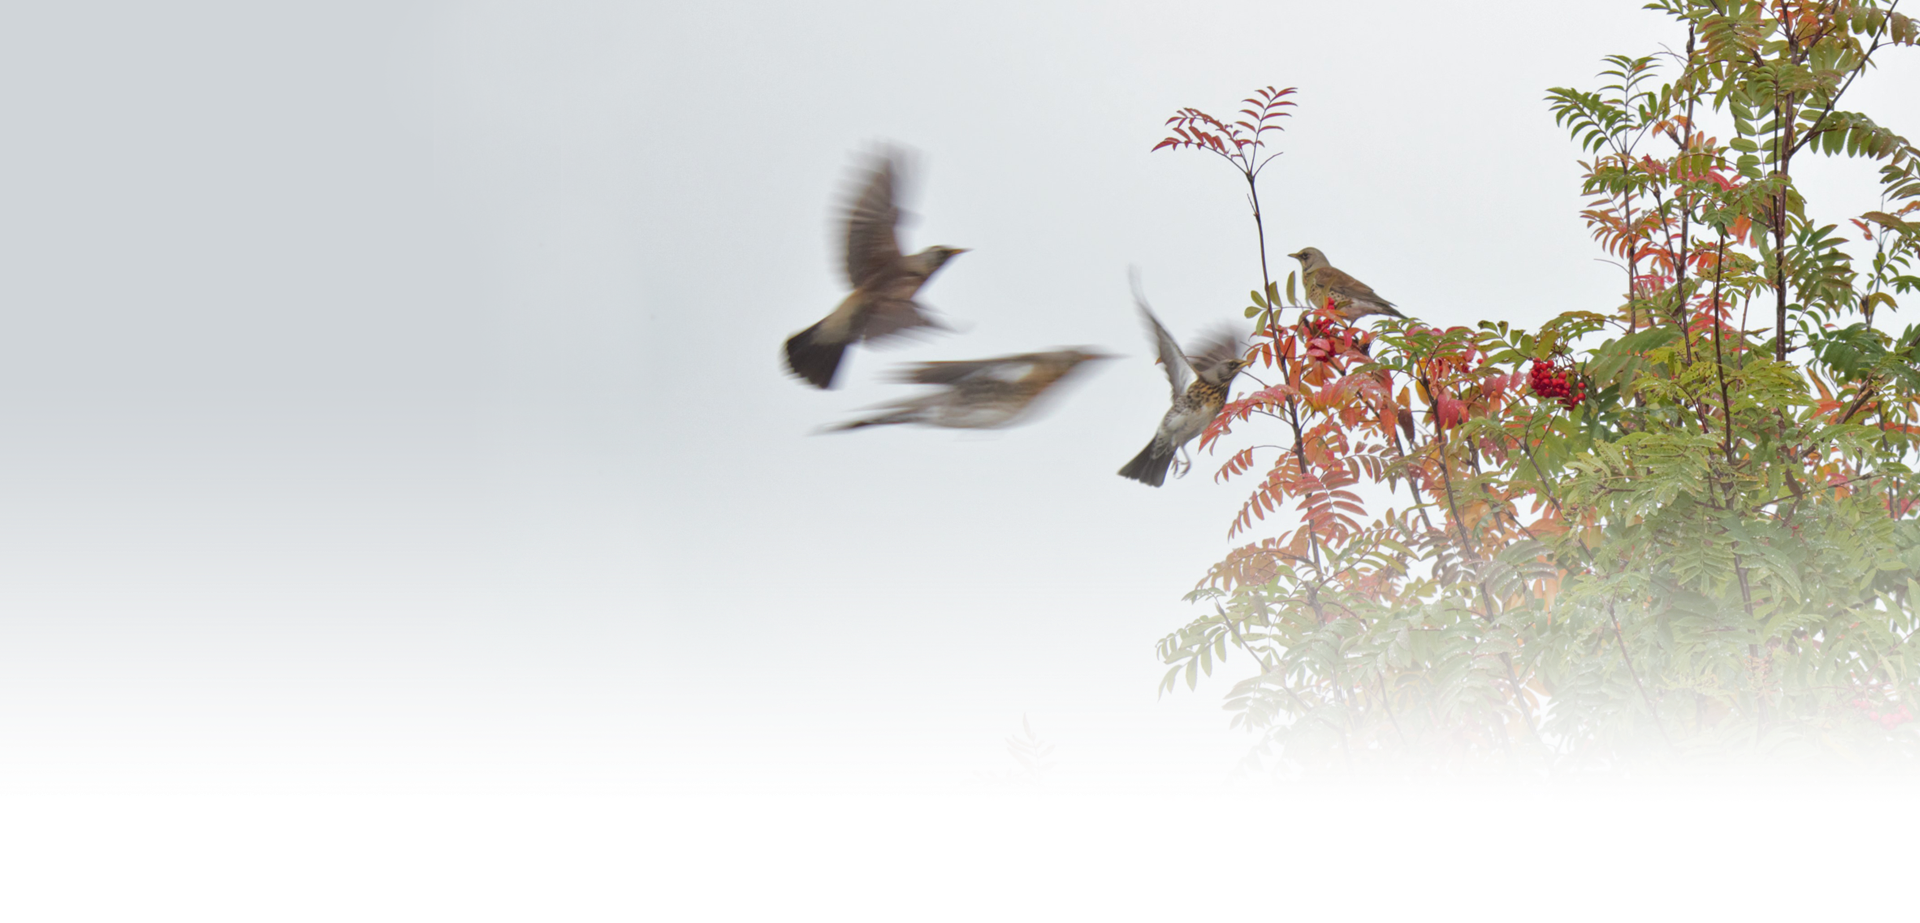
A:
1188,352,1252,388
1288,247,1328,270
1030,347,1117,381
1190,354,1252,390
923,245,969,267
1185,325,1248,386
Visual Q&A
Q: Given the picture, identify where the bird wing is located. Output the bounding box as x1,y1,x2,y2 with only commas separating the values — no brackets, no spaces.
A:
856,298,946,343
842,153,905,289
1322,266,1398,312
1131,277,1192,399
1185,324,1246,388
894,353,1043,386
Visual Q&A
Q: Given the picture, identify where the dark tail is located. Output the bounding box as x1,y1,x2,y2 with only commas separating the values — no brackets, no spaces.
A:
784,321,849,389
823,409,915,433
1117,439,1173,487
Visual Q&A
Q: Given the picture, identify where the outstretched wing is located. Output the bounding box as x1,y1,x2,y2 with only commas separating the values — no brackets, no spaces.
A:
893,352,1042,386
856,299,946,343
1130,272,1192,399
842,152,905,289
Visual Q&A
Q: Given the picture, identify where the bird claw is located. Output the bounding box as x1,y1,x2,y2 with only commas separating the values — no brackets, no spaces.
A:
1173,448,1192,480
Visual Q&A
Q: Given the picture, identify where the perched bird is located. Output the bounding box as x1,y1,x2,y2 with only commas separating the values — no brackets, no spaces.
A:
826,348,1112,431
1117,286,1250,487
784,151,967,389
1287,247,1406,320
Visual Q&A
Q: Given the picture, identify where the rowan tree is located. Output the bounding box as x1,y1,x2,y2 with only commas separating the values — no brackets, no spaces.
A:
1154,0,1920,771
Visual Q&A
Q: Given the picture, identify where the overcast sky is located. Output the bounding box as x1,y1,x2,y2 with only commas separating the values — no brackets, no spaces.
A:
3,2,1917,916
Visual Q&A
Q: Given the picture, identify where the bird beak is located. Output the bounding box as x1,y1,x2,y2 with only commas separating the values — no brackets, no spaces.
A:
1287,250,1304,259
948,248,971,255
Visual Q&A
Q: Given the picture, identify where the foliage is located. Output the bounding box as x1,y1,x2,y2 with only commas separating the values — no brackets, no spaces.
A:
952,713,1059,790
1152,0,1920,772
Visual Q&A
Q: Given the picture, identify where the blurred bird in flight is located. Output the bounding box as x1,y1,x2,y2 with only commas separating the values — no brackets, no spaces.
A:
826,349,1112,431
1117,281,1250,487
784,150,966,389
1287,247,1406,320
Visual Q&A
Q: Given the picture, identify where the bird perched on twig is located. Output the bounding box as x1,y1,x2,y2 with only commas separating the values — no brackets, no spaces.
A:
783,150,967,389
1118,283,1250,487
1288,247,1406,320
825,348,1112,431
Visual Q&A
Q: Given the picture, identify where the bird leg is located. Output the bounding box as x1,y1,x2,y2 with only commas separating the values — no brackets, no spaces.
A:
1173,446,1193,479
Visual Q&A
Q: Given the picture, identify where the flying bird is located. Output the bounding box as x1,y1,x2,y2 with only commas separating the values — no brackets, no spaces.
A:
1288,247,1406,320
783,150,966,389
1117,285,1250,487
825,349,1112,431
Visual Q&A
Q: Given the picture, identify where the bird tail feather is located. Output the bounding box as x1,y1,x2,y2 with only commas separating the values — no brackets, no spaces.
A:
1117,440,1174,487
823,408,917,433
784,321,849,389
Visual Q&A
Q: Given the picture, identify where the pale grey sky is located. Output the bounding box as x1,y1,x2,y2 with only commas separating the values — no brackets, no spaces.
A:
2,2,1917,916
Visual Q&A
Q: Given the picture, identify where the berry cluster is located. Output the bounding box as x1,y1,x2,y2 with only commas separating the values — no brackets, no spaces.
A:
1852,699,1914,730
1529,358,1587,409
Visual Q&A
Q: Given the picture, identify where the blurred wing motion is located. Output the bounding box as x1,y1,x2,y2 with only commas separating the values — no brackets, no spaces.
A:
842,155,904,290
1132,273,1192,399
784,149,967,389
826,349,1112,431
1119,278,1251,487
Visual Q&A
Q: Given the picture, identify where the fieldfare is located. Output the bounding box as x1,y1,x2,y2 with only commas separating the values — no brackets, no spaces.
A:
1288,247,1406,320
783,150,966,389
1117,287,1250,487
826,349,1112,431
